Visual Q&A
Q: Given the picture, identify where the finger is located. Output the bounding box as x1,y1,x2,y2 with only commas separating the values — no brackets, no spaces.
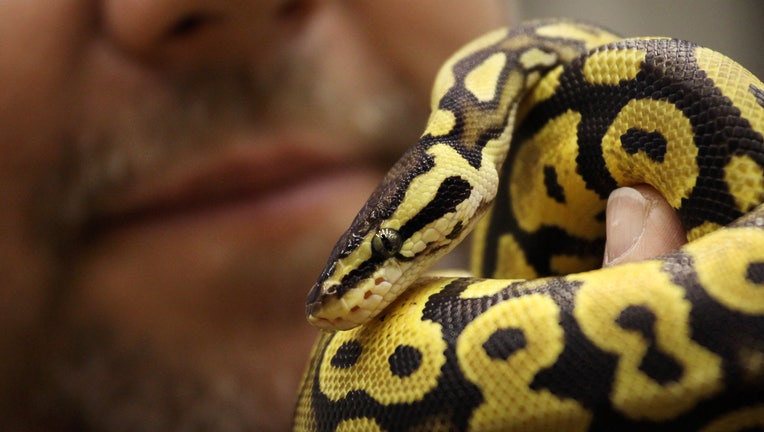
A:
603,185,687,267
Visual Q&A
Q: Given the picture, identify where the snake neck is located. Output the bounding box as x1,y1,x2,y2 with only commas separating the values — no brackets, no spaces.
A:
306,20,622,331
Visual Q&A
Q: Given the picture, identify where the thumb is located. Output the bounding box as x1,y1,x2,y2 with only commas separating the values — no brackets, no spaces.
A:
603,185,687,267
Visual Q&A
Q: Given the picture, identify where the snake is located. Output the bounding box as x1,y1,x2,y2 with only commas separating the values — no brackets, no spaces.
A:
293,19,764,431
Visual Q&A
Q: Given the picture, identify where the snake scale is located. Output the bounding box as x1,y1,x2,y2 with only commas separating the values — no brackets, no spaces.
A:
293,19,764,431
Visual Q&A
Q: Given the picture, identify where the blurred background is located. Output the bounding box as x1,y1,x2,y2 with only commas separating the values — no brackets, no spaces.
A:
513,0,763,77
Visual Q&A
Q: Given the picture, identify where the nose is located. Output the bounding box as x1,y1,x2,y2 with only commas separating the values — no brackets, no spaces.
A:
102,0,314,67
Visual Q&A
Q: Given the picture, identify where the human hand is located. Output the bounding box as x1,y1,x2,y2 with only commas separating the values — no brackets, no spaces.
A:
603,185,687,267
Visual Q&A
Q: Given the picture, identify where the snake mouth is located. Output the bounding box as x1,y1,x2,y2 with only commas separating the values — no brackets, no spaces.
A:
306,255,408,330
306,278,391,331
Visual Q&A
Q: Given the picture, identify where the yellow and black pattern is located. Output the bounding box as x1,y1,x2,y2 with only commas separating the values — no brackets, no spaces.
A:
295,19,764,431
478,34,764,281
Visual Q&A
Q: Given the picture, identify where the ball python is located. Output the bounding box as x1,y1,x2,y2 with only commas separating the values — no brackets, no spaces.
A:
293,19,764,431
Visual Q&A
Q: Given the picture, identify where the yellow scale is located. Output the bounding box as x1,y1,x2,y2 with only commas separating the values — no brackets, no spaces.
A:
295,19,764,431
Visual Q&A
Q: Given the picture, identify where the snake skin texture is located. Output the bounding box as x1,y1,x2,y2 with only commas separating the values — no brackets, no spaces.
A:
295,19,764,431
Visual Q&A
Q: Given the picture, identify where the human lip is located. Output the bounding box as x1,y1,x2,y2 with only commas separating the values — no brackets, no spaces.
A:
82,137,355,240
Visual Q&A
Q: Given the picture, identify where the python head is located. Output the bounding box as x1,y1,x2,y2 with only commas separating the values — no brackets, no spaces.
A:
306,143,496,331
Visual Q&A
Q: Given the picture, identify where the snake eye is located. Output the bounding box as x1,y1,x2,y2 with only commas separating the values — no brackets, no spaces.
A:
372,228,402,259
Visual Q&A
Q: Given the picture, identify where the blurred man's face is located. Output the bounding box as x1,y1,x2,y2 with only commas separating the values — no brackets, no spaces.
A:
0,1,508,430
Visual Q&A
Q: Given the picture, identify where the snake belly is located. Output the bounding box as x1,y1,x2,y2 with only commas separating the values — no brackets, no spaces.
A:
294,19,764,431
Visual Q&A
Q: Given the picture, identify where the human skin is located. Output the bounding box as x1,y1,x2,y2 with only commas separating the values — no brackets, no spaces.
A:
0,1,512,430
0,1,682,431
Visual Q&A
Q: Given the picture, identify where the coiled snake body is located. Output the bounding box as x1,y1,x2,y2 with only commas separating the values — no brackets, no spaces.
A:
294,19,764,431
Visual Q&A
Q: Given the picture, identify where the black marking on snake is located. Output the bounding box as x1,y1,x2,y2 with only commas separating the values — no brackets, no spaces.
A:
445,220,464,240
421,45,515,171
428,29,591,172
750,83,764,109
482,212,605,277
663,250,764,363
615,305,684,384
570,40,763,228
451,48,507,106
309,148,437,301
543,165,566,203
308,278,491,431
640,250,764,428
481,38,764,278
336,238,719,414
399,176,472,239
343,149,436,252
476,126,509,153
483,327,527,360
322,172,471,298
745,261,764,285
388,345,423,377
530,278,620,410
330,340,363,369
305,25,764,431
336,259,383,298
423,276,622,416
309,332,482,431
620,127,668,162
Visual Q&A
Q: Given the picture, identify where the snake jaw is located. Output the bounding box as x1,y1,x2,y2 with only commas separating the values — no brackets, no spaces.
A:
306,260,406,331
305,283,383,331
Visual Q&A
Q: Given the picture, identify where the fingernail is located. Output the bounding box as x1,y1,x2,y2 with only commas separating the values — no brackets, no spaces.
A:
604,187,649,266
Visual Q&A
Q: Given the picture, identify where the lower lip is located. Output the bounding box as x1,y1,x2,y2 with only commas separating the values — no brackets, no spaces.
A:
88,168,379,243
242,168,374,222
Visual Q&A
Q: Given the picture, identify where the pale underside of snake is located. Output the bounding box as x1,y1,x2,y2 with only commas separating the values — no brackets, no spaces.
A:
293,19,764,431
